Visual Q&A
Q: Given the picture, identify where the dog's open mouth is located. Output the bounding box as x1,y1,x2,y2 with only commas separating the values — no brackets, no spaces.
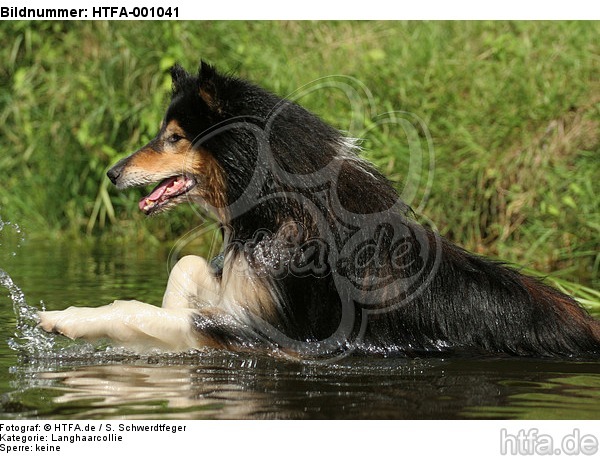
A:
139,175,197,215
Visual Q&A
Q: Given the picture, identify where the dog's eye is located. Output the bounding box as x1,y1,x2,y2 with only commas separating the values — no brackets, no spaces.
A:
167,134,183,144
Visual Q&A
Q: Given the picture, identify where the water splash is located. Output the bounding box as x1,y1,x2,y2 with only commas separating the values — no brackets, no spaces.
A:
0,232,128,359
0,217,180,360
1,269,56,355
0,214,57,356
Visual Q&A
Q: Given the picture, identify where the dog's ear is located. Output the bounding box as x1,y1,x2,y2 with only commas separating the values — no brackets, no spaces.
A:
197,60,222,113
170,64,190,94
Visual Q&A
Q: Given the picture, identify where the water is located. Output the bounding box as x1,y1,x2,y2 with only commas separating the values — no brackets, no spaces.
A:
0,236,599,419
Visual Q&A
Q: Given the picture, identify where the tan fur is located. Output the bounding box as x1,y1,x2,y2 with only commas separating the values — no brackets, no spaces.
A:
192,149,229,222
127,148,186,174
127,121,193,176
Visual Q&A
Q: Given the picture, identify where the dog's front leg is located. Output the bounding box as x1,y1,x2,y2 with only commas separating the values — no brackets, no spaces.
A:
38,300,211,352
162,255,221,309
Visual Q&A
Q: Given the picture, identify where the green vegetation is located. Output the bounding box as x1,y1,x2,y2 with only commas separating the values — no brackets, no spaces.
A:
0,22,598,300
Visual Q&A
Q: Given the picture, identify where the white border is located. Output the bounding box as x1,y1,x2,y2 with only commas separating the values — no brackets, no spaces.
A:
1,420,599,456
1,0,598,19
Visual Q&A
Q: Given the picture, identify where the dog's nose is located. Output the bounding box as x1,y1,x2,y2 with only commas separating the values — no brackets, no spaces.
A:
106,168,121,184
107,166,120,185
107,158,127,185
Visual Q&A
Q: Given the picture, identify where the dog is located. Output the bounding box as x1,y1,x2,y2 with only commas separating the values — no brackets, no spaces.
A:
38,61,600,358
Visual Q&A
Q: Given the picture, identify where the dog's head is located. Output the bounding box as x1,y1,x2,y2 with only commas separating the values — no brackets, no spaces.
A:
107,61,235,220
107,61,364,229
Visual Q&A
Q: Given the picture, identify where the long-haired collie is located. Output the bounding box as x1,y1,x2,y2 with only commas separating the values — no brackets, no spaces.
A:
39,62,600,359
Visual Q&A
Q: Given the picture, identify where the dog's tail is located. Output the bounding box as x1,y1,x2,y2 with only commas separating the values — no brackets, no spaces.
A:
516,271,600,356
432,240,600,358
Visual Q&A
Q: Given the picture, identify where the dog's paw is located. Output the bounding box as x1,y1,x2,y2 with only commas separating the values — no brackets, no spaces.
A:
38,310,59,333
37,308,87,339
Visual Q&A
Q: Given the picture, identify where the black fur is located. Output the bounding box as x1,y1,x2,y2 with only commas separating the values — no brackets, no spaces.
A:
165,62,600,359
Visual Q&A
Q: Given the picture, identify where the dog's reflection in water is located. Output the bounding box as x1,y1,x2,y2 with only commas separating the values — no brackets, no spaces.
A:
37,359,273,419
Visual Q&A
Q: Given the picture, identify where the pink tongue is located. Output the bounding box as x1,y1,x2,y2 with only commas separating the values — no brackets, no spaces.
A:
138,176,178,211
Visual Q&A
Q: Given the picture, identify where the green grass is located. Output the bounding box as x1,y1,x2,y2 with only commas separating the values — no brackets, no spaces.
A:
0,21,598,303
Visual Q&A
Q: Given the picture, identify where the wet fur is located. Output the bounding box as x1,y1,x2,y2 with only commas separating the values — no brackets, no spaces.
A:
40,62,600,359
